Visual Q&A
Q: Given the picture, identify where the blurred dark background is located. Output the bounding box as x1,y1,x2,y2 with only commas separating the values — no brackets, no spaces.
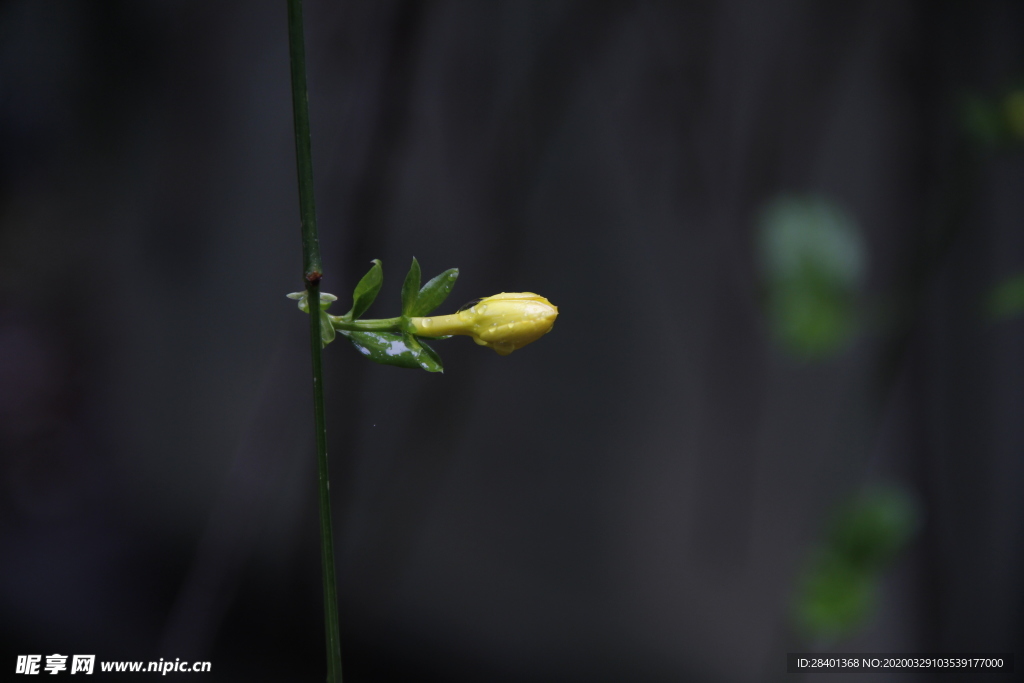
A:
2,1,1023,681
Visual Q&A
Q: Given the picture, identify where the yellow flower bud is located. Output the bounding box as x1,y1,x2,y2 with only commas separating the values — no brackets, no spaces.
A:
410,292,558,355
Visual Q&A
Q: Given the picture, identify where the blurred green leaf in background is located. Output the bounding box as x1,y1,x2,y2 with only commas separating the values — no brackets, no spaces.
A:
960,87,1024,148
794,484,920,642
1004,90,1024,142
757,196,866,358
962,94,1005,148
987,272,1024,321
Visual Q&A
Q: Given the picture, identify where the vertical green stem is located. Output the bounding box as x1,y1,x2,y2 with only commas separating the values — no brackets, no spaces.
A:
286,1,342,681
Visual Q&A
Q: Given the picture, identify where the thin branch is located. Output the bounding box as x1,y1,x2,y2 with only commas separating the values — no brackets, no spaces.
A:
287,1,343,681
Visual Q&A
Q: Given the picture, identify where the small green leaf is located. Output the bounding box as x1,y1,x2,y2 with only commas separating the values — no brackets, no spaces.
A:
795,552,875,640
759,197,864,289
961,94,1003,148
319,293,338,310
344,330,422,369
319,310,336,346
829,485,919,573
350,259,383,320
412,268,459,316
404,333,444,372
987,272,1024,321
288,291,337,314
757,196,865,358
768,278,857,357
792,483,918,642
342,330,443,372
401,257,421,317
1004,90,1024,142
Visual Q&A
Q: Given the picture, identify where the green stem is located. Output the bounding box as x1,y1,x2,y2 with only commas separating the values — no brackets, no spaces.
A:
329,316,404,333
286,1,342,682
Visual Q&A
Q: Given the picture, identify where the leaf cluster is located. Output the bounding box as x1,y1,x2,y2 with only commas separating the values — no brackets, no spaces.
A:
793,484,919,642
757,196,865,359
336,258,458,372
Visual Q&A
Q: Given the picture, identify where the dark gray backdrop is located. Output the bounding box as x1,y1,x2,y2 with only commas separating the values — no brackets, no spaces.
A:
1,1,1022,681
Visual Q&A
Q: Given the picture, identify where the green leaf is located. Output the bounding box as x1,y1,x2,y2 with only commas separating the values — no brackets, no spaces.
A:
795,552,875,640
344,331,421,369
342,330,443,372
987,272,1024,321
405,334,444,372
768,277,857,357
961,94,1003,148
792,483,919,642
318,293,338,310
759,197,864,289
319,310,336,346
401,257,421,317
288,291,337,314
350,259,383,320
829,485,919,573
1005,90,1024,142
412,268,459,316
757,196,866,358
